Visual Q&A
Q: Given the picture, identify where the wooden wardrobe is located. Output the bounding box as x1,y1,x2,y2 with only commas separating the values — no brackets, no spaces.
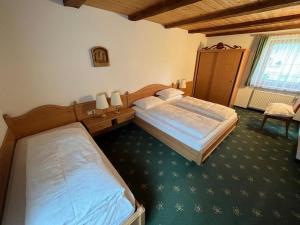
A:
192,43,248,107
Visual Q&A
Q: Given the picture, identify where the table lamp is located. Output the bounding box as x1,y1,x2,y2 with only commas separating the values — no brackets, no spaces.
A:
111,91,123,113
179,79,187,89
96,93,109,117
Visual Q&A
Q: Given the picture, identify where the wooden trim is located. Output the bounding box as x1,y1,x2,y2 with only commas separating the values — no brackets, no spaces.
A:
63,0,86,8
201,119,237,161
134,117,199,163
206,23,300,37
192,50,201,97
294,98,300,113
127,84,171,107
134,116,238,165
184,81,194,97
4,105,77,139
128,0,201,21
0,130,16,222
123,201,145,225
202,42,242,50
189,14,300,33
164,0,300,28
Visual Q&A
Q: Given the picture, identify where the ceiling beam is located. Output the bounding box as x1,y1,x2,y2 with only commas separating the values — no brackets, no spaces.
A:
63,0,86,8
206,23,300,37
189,14,300,33
128,0,202,21
165,0,300,28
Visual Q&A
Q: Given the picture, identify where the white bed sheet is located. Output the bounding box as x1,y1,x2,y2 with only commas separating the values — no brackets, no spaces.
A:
169,96,236,121
133,106,238,151
2,122,135,225
146,103,219,140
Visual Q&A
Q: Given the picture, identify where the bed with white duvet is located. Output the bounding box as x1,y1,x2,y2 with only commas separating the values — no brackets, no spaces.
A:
2,122,135,225
168,96,236,121
132,96,238,152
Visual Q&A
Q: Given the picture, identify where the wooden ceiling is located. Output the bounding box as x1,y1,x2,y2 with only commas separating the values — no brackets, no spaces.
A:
64,0,300,36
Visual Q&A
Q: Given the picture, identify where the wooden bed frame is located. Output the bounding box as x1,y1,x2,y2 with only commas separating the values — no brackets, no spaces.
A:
127,84,238,165
0,104,145,225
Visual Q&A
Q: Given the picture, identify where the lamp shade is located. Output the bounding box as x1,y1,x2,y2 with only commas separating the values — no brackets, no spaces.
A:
111,91,123,106
96,93,109,109
179,79,187,89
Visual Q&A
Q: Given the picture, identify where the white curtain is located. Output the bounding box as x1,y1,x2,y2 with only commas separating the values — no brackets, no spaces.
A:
249,35,300,93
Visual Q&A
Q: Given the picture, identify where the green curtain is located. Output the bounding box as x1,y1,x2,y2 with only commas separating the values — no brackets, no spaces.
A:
246,35,269,86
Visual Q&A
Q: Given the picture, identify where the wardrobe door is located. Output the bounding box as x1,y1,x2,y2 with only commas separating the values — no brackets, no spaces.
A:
193,52,217,100
208,50,243,106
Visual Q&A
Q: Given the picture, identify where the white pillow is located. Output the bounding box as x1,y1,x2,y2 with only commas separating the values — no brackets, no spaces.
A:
159,94,183,101
133,96,164,109
156,88,184,98
264,103,295,117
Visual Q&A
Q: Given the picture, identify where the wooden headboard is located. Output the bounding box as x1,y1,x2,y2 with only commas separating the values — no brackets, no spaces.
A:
185,81,194,96
0,130,15,223
3,105,77,139
1,104,77,221
127,84,171,107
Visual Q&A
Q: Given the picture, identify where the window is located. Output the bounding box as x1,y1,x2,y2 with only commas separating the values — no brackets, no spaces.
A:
249,35,300,93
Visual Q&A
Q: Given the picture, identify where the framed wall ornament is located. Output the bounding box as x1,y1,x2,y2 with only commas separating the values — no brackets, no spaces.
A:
91,46,110,67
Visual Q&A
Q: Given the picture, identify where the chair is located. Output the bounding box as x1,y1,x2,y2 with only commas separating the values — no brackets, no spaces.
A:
261,98,300,137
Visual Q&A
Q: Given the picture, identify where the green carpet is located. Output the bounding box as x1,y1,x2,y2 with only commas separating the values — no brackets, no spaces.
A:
95,108,300,225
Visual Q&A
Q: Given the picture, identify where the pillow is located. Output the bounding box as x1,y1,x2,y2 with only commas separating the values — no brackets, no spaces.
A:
264,103,295,117
159,94,183,101
156,88,184,98
133,96,164,110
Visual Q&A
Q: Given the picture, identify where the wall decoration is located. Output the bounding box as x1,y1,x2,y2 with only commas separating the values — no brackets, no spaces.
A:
91,46,110,67
202,42,242,50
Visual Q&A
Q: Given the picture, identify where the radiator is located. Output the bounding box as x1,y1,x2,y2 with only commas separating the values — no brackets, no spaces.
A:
248,89,297,110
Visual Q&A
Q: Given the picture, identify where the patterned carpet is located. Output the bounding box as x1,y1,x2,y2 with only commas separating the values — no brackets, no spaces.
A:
95,108,300,225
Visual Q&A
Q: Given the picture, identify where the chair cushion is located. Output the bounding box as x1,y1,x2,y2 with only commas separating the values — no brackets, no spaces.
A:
264,103,295,117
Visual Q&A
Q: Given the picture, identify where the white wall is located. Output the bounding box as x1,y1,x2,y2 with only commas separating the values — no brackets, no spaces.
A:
0,0,205,116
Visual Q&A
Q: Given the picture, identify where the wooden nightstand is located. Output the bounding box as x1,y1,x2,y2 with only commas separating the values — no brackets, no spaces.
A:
82,108,135,136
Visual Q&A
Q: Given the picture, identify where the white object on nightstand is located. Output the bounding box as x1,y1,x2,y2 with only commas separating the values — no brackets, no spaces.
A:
96,93,109,117
179,79,186,89
111,91,123,113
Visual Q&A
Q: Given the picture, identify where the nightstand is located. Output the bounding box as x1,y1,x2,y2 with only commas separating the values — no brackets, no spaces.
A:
82,108,135,136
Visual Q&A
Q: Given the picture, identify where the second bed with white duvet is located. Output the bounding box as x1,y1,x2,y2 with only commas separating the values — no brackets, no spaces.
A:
133,102,238,152
2,122,135,225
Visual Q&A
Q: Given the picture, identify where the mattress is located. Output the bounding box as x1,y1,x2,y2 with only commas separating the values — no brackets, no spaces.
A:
133,106,238,151
2,122,135,225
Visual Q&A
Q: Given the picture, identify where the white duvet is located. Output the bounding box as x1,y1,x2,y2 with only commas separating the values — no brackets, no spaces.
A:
147,103,219,139
171,96,236,121
25,128,134,225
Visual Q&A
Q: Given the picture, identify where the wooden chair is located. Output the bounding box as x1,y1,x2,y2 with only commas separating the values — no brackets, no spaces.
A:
261,98,300,137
